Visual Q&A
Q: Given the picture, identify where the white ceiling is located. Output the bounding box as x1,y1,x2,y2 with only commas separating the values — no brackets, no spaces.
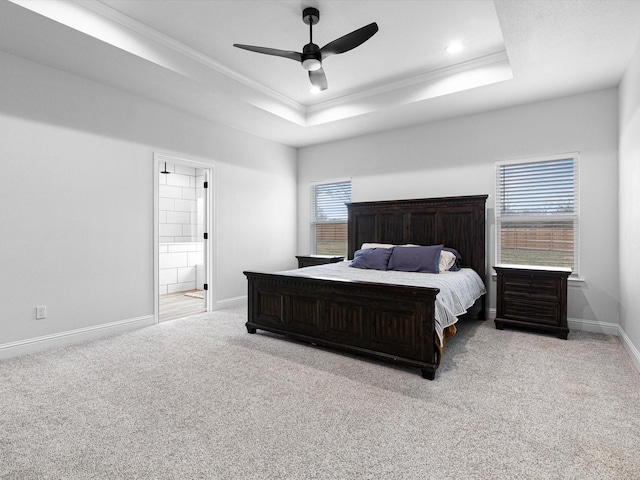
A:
2,0,640,148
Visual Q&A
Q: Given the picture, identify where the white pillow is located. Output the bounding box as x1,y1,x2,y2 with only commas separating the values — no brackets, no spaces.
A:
439,250,456,272
361,242,395,249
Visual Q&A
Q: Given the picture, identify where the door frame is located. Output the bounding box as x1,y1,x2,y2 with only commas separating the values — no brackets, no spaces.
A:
153,153,216,324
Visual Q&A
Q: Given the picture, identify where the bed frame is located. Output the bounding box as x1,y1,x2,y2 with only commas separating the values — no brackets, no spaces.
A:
244,195,488,379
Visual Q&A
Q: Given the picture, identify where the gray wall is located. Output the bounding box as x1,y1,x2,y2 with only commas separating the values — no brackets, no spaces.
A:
619,39,640,369
0,51,297,351
298,89,620,332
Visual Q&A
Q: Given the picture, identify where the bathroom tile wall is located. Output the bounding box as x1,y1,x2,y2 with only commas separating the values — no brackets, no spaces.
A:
159,163,204,243
158,242,204,295
159,163,205,294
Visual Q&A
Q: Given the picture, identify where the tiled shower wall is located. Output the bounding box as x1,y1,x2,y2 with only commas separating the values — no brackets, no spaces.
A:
159,242,203,294
159,163,204,242
159,163,205,295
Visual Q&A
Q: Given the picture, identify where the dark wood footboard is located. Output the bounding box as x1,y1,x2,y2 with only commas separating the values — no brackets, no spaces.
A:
244,271,441,379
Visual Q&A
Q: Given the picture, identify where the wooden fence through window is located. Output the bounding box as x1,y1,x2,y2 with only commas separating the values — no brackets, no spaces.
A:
316,223,348,256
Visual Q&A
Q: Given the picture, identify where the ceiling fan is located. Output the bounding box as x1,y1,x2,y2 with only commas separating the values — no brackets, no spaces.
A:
233,7,378,92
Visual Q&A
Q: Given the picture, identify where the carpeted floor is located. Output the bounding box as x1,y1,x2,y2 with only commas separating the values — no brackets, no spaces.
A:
1,306,638,479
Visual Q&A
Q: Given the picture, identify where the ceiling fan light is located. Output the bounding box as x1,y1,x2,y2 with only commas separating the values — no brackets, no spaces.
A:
302,58,322,71
446,42,464,54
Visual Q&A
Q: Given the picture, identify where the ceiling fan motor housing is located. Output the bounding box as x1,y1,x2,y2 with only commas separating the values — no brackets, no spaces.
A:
302,42,322,71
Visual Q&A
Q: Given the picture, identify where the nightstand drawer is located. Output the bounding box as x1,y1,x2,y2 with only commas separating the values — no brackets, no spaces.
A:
501,299,560,326
502,275,560,301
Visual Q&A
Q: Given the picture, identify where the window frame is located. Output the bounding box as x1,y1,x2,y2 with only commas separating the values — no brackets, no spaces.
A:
310,179,352,256
495,153,580,276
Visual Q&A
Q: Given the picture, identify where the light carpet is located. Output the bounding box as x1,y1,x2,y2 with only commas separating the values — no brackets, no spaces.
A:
1,306,638,479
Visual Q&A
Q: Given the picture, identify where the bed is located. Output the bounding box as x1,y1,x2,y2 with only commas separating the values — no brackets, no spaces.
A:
244,195,488,379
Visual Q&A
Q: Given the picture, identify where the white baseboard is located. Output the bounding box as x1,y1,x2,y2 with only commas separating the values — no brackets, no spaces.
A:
617,327,640,374
0,315,155,361
567,317,619,335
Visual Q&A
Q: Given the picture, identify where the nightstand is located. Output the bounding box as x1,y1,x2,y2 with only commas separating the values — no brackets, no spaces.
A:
296,255,344,268
494,264,572,339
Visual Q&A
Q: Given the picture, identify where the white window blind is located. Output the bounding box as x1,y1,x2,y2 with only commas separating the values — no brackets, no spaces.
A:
496,155,579,273
311,181,351,255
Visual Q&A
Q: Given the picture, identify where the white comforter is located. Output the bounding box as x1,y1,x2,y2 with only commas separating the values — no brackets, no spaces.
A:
275,261,486,342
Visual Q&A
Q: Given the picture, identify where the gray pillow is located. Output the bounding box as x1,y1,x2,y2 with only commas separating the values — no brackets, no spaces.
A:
388,245,443,273
349,248,393,270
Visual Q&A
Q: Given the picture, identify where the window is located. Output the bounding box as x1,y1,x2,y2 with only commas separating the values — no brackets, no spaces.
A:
311,180,351,256
496,154,579,274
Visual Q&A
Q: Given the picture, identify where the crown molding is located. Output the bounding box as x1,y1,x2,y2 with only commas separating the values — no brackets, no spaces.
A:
72,0,305,113
307,51,511,114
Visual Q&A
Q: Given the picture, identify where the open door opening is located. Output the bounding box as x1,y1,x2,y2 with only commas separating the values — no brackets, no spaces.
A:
155,157,211,323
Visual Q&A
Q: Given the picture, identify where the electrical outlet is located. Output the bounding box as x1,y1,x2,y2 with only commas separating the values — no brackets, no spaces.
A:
36,306,46,319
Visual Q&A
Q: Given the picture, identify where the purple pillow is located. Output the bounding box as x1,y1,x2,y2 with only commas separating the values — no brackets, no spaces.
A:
349,248,393,270
388,245,443,273
443,247,462,271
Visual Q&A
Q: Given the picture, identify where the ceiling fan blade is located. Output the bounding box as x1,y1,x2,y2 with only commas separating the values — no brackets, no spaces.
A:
319,22,378,58
309,68,328,91
233,44,302,62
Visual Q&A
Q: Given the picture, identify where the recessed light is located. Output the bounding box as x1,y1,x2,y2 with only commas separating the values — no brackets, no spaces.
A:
309,86,322,94
446,42,464,54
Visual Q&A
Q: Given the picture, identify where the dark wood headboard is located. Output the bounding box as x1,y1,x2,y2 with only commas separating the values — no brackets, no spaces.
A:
346,195,488,283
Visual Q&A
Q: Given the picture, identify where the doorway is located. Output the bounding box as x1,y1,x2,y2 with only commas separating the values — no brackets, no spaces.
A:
154,154,212,323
